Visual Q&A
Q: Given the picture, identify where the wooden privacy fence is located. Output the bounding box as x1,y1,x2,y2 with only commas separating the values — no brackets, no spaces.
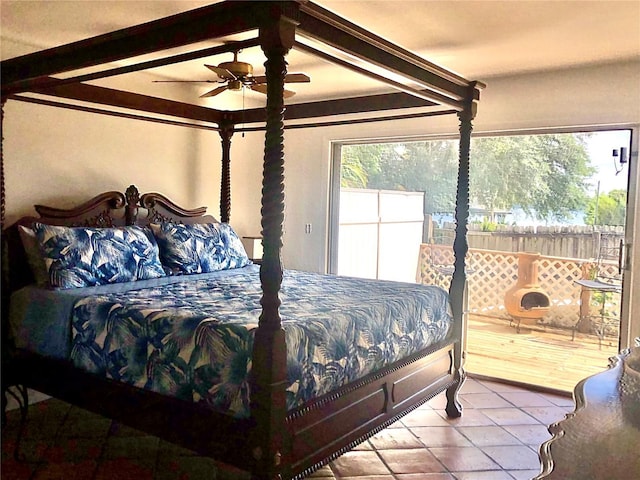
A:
417,244,622,332
431,223,624,261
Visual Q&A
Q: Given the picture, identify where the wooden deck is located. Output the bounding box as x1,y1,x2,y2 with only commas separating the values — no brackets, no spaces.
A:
466,314,619,393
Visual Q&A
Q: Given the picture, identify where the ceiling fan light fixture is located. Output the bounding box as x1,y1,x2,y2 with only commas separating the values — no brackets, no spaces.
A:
228,79,243,91
214,50,253,80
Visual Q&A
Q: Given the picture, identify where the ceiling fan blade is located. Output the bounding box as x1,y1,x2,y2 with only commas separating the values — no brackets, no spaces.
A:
284,73,311,83
249,83,268,95
250,83,296,98
282,88,297,98
251,73,311,85
200,85,229,98
152,80,218,83
205,64,236,80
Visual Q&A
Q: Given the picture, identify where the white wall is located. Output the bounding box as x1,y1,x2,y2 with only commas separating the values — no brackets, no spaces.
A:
3,60,639,276
3,100,223,225
476,60,640,132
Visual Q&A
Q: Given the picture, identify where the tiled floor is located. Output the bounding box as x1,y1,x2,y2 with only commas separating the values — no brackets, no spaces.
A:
2,377,575,480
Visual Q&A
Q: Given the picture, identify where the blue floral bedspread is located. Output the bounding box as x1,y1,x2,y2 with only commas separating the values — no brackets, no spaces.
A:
70,266,453,417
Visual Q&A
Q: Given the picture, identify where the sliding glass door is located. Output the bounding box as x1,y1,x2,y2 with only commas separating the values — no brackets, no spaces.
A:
329,127,638,391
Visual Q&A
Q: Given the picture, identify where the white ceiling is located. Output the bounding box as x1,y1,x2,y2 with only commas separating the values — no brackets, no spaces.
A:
2,0,639,109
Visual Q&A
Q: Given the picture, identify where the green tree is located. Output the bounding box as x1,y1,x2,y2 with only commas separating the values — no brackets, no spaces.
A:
470,135,543,221
340,133,595,222
470,134,594,222
367,141,459,214
340,143,388,188
584,189,627,225
528,134,595,221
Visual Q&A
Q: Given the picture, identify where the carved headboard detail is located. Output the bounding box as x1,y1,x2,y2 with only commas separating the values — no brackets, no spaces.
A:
1,185,217,301
33,190,128,228
140,191,209,226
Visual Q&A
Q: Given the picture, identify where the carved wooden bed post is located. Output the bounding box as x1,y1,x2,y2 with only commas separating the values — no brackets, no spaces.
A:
1,98,5,230
445,86,478,418
124,185,139,225
219,119,233,224
250,10,297,480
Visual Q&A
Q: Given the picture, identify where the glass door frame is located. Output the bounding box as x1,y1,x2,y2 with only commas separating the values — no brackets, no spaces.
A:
620,124,639,348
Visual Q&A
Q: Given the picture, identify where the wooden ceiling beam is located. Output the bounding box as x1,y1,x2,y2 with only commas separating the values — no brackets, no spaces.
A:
19,80,446,128
29,80,224,125
1,38,263,98
236,91,437,125
1,1,300,87
293,41,463,110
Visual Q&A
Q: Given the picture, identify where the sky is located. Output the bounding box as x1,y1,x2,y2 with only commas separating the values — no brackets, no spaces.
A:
585,130,631,194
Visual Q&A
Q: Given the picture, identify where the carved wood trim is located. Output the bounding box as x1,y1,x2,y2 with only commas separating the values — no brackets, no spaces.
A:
139,191,207,218
34,191,126,219
286,341,452,421
139,190,214,226
1,98,5,230
248,15,297,478
219,122,233,224
285,344,456,479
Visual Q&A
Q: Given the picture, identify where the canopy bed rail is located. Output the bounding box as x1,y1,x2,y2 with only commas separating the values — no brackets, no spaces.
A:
1,1,482,478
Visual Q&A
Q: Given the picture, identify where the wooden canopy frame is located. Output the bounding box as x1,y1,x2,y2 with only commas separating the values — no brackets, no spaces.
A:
1,2,484,479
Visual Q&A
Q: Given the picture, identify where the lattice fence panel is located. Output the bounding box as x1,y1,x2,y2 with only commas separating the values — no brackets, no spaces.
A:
536,256,585,327
467,249,518,319
416,244,615,330
416,244,456,291
597,261,622,281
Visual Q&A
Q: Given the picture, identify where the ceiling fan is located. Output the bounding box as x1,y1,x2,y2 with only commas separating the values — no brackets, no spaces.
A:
154,51,311,99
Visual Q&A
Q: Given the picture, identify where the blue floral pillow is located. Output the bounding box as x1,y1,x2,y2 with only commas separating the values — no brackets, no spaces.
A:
150,222,251,274
34,223,166,289
216,223,253,269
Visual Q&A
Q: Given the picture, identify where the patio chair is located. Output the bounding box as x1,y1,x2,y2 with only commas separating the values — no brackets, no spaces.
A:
574,240,623,349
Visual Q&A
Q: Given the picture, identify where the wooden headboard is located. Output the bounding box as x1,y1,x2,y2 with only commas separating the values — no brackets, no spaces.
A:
1,184,216,299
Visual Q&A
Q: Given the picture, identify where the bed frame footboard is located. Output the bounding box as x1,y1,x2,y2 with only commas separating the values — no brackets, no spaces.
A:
284,343,458,479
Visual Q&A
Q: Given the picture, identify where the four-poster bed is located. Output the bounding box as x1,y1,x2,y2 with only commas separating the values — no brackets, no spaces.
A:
1,1,484,478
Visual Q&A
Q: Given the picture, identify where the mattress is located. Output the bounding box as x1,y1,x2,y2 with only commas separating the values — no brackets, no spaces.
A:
11,265,453,417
